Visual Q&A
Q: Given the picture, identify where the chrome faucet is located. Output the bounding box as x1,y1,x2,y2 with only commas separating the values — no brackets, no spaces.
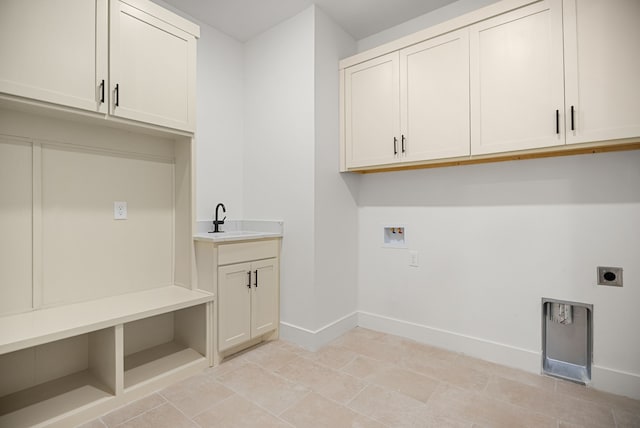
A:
210,203,226,233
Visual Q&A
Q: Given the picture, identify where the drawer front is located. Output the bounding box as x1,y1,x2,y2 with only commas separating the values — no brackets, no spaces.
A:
218,239,279,265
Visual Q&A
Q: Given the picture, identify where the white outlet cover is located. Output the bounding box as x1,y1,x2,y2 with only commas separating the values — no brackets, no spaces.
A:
409,250,419,267
114,201,127,220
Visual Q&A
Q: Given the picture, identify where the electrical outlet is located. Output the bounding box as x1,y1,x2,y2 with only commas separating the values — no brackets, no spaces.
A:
114,201,127,220
409,250,419,267
597,266,622,287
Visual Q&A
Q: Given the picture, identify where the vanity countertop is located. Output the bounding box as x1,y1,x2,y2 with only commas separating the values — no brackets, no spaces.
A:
193,220,283,243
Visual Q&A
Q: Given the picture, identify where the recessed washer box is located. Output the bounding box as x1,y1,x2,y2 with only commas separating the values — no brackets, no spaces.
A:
383,226,406,248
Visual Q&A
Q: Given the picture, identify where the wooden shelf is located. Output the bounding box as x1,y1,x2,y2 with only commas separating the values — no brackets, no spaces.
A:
0,371,112,428
0,286,214,355
124,342,205,390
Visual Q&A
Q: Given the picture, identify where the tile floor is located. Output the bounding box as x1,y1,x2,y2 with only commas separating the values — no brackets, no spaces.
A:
79,328,640,428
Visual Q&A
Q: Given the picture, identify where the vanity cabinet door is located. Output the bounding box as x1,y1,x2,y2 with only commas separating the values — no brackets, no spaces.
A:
251,259,279,338
563,0,640,145
469,0,565,155
218,262,252,352
0,0,108,113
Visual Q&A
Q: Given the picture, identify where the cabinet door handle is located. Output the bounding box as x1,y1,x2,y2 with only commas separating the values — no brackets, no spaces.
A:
115,84,119,107
246,271,251,289
570,105,575,131
555,109,559,134
99,80,105,103
393,137,398,155
254,270,258,287
401,134,406,153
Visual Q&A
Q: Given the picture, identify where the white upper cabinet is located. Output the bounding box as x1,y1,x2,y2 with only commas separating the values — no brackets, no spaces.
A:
110,0,197,132
0,0,108,113
400,29,470,161
563,0,640,145
345,52,400,169
469,0,565,155
0,0,197,133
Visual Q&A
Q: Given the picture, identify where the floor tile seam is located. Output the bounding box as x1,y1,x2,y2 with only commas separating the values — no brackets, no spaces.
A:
472,385,583,426
387,361,454,387
271,390,314,419
343,403,392,428
186,390,239,421
552,387,639,416
107,394,168,428
301,348,359,371
111,401,174,428
311,379,371,408
160,400,201,428
490,371,560,391
218,372,312,421
213,374,307,416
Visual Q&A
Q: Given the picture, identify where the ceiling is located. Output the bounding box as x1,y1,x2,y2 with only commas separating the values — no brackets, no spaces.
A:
160,0,459,42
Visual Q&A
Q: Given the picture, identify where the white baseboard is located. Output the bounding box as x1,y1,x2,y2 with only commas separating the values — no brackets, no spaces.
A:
280,310,640,400
358,311,541,374
591,365,640,400
279,311,358,351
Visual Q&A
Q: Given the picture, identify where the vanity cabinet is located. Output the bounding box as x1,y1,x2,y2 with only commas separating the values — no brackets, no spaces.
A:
469,0,565,155
195,238,281,364
218,258,279,352
0,0,198,132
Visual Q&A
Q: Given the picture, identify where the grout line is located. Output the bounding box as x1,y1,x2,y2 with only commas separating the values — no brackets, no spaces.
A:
107,394,167,428
112,401,169,428
187,389,237,421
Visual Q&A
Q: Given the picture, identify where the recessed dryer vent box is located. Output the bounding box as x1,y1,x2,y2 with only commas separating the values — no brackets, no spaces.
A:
383,226,406,248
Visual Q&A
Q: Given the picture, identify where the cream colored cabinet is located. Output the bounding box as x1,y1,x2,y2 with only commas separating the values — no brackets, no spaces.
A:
0,0,197,133
344,29,470,169
0,0,108,114
218,258,278,352
110,0,197,131
344,52,400,168
469,0,565,155
563,0,640,145
400,29,470,161
195,238,280,363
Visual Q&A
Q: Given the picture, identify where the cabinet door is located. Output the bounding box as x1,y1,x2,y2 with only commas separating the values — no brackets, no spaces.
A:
563,0,640,144
345,52,400,168
470,0,565,155
0,0,107,113
110,1,196,131
217,262,252,352
400,29,470,161
251,259,279,338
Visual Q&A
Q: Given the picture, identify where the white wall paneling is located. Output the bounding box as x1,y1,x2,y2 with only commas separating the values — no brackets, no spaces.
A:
0,108,193,311
0,137,33,316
